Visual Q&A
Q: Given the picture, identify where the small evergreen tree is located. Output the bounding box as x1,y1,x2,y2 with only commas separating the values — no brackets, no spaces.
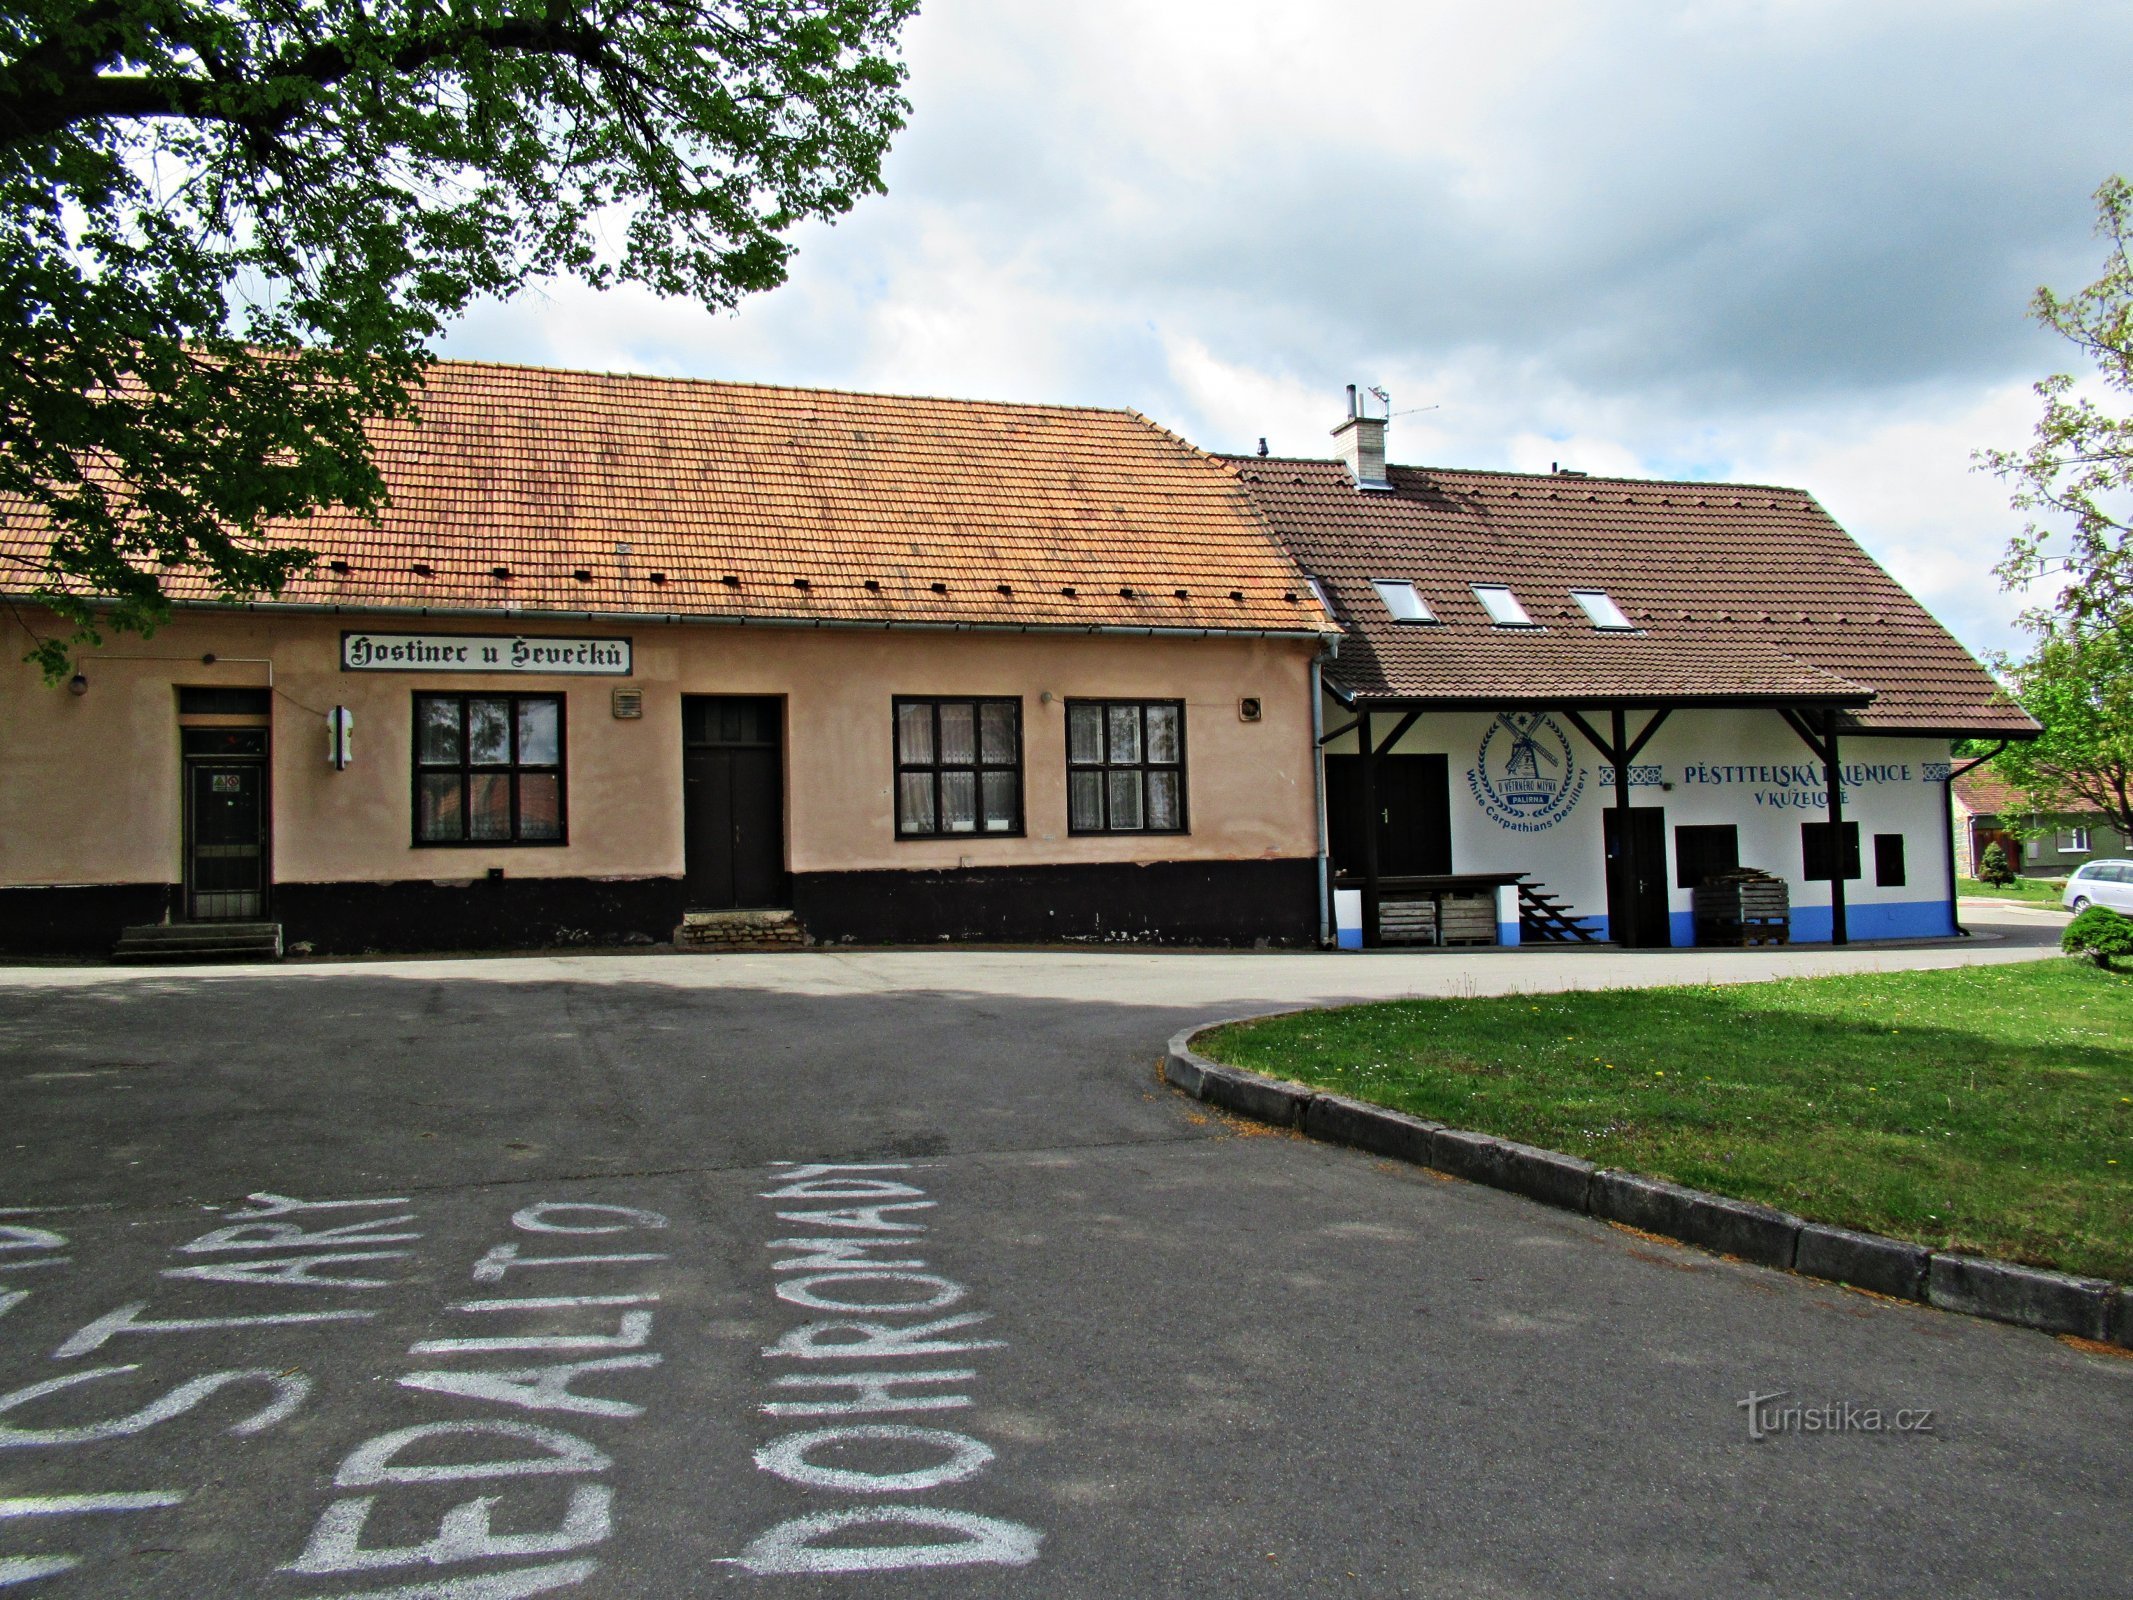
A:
2063,905,2133,969
1979,841,2016,886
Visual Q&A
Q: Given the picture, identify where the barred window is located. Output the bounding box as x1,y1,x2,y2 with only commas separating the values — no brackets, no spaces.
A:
414,694,565,845
1067,700,1187,834
895,698,1022,836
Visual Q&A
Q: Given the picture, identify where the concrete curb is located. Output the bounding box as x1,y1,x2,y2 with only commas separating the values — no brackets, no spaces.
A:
1164,1021,2131,1349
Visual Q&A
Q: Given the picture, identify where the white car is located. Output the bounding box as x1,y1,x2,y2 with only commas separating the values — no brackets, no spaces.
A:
2062,860,2133,914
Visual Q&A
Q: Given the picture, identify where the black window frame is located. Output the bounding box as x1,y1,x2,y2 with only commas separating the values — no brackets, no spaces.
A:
1874,832,1907,888
892,696,1025,839
1674,823,1741,888
1065,699,1189,835
412,692,568,848
1801,820,1862,883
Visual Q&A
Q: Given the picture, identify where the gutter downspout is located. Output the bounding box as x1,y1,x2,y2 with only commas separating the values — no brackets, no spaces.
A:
1945,741,2010,938
1310,638,1339,947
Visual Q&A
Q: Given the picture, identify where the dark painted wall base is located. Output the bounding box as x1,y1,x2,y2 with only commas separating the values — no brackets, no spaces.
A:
0,884,176,957
276,876,688,957
2,857,1321,958
792,857,1320,947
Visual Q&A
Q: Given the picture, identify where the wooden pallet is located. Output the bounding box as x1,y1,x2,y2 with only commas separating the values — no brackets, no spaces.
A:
1439,893,1498,946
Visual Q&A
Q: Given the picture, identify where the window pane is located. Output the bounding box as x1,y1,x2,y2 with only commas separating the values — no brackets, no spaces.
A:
1107,769,1144,830
899,772,935,833
897,702,934,765
517,699,559,766
941,770,977,832
468,698,512,765
980,702,1016,765
468,773,512,839
1069,770,1104,830
417,699,461,765
1146,704,1180,764
982,770,1017,832
1107,705,1142,764
1147,769,1181,830
938,703,976,765
518,774,562,840
418,773,462,841
1068,704,1104,765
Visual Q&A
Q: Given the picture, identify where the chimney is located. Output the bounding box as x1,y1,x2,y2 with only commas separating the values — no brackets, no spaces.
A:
1331,384,1390,491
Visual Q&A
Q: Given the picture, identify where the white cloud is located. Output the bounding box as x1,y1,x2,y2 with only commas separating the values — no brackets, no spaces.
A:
439,0,2131,662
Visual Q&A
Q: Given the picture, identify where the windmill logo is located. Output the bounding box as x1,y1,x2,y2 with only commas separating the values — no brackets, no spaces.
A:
1468,713,1586,832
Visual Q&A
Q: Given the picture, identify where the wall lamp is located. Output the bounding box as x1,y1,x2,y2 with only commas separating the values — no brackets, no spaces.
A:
67,672,87,696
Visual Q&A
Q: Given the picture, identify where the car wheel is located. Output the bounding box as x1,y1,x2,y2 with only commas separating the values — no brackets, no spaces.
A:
2070,896,2091,913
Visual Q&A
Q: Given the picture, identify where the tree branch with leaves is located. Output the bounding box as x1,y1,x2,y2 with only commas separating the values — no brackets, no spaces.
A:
1,0,917,678
1981,175,2133,627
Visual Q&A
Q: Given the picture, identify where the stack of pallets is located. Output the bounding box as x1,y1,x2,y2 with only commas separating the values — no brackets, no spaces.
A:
1692,870,1790,946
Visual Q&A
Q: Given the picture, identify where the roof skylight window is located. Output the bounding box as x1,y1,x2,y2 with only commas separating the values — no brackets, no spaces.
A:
1571,589,1636,630
1472,584,1537,627
1371,579,1434,623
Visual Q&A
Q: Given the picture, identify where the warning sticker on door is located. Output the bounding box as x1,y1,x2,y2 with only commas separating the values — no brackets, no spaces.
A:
211,774,243,794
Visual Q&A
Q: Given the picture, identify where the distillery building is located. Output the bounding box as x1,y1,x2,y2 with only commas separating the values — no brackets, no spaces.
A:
1223,398,2035,950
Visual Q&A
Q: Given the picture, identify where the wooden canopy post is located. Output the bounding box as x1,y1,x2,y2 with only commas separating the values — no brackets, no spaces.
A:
1780,707,1850,947
1824,715,1847,947
1358,709,1380,949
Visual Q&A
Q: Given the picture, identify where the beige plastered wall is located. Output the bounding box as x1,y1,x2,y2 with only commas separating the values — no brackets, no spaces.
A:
1,608,1321,888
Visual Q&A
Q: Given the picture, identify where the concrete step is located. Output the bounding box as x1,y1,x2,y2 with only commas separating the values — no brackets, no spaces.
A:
674,909,804,952
113,923,283,963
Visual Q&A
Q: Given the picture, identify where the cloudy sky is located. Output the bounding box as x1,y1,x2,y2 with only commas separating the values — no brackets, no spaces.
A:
445,0,2133,661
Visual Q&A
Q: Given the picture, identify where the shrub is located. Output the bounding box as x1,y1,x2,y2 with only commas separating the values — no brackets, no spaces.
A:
1979,841,2016,885
2062,905,2133,969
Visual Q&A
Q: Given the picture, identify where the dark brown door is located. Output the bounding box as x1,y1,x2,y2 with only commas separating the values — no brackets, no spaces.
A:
682,697,787,908
182,728,268,921
1326,754,1452,877
1604,806,1669,947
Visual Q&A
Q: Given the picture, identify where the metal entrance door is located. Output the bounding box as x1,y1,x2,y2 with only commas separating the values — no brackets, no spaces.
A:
682,696,788,909
182,728,269,921
1604,805,1669,947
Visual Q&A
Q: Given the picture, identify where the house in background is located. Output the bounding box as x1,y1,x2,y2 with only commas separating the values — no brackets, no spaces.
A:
0,361,1338,957
1225,393,2036,949
1952,768,2127,879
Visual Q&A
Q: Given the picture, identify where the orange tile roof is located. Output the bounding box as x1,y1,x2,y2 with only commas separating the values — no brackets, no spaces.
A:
1,360,1336,638
1229,458,2037,736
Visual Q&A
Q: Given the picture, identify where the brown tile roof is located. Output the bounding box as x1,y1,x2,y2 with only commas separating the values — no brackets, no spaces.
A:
1,361,1335,638
1953,769,2025,815
1226,458,2037,736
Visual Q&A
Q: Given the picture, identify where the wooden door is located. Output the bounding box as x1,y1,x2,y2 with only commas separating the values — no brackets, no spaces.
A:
682,697,787,908
183,728,268,921
1327,754,1452,877
1604,806,1669,947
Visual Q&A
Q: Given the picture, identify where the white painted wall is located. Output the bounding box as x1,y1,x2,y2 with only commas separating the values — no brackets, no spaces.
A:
1322,701,1954,942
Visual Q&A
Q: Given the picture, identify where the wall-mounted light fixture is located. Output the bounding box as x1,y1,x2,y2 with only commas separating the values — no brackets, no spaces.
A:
67,672,87,697
327,705,355,770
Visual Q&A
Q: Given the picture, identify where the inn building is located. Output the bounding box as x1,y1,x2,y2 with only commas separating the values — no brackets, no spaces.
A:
0,363,1337,956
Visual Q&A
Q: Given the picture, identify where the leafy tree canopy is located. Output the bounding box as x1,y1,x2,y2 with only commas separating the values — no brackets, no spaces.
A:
1982,176,2133,627
1989,618,2133,843
1,0,916,676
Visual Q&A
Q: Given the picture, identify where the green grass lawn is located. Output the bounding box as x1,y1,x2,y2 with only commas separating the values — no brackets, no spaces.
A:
1957,875,2069,906
1200,960,2133,1281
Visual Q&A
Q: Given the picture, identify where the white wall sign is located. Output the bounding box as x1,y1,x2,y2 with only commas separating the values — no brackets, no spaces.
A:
340,633,632,676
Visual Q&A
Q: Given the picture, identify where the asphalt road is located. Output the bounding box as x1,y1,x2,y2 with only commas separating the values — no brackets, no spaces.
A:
1,908,2126,1598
